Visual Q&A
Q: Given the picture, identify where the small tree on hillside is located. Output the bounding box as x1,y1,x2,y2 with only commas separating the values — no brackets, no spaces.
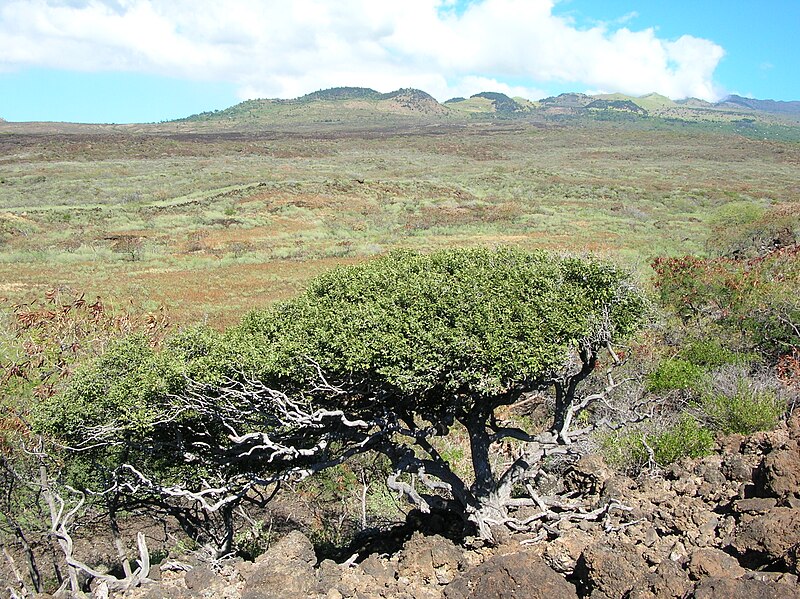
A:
241,248,647,539
35,248,647,547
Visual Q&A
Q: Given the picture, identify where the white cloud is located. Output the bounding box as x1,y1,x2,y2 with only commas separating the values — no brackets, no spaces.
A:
0,0,726,101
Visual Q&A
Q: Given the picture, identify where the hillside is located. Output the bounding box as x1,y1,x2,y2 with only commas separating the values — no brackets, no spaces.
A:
448,91,531,114
178,86,450,128
377,88,448,115
177,86,800,129
721,94,800,117
298,87,382,101
3,86,799,134
586,99,647,115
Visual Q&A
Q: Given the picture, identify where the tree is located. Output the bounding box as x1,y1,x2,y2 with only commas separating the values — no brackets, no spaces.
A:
34,248,647,546
245,248,647,539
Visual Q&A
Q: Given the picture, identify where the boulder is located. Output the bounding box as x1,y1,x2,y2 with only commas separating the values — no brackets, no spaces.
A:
731,507,800,571
754,440,800,499
628,560,692,599
721,453,754,483
692,576,800,599
183,565,222,591
397,532,465,585
140,583,193,599
541,530,594,574
572,541,647,598
686,548,745,580
358,554,398,587
241,531,317,599
444,552,577,599
564,455,614,496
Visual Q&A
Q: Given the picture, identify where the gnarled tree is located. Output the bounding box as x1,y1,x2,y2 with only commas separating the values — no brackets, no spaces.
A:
245,248,647,539
35,248,647,548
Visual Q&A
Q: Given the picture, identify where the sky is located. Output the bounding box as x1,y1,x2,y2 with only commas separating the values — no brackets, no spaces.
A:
0,0,797,123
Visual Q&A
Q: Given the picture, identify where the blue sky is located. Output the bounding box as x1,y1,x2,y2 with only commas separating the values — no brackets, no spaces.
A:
556,1,800,101
0,0,797,123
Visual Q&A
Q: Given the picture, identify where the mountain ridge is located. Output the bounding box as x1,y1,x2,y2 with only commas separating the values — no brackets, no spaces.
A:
3,87,799,132
720,94,800,116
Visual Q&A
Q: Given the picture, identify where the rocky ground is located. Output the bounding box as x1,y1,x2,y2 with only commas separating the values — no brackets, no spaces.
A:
37,412,800,599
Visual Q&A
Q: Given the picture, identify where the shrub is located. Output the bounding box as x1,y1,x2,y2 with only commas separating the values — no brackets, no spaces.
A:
652,246,800,359
679,339,755,369
647,358,705,393
36,247,647,544
601,415,714,471
707,203,799,259
649,415,714,464
699,382,784,435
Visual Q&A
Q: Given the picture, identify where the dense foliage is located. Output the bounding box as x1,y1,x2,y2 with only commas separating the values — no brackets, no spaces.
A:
241,247,645,408
37,248,646,435
30,247,647,545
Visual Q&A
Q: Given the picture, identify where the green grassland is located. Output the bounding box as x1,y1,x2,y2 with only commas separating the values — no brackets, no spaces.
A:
1,93,799,325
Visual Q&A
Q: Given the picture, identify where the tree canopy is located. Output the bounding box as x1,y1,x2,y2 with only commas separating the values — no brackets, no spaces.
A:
33,247,647,544
242,247,644,405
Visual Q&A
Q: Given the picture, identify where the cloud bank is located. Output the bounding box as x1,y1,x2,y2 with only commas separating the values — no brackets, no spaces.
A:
0,0,726,101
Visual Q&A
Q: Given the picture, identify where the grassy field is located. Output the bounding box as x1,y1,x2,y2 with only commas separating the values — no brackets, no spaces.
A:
1,111,799,326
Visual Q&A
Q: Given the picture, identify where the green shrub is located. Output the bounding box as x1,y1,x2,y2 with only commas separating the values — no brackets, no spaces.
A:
600,430,651,471
601,415,714,471
649,415,715,464
699,383,784,435
647,358,705,393
239,247,646,400
680,339,755,369
35,247,647,544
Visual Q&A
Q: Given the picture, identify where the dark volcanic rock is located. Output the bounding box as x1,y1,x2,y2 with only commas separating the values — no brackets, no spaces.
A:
444,552,578,599
183,565,221,590
722,453,754,483
397,532,465,585
572,541,648,598
755,439,800,499
140,583,193,599
732,497,777,514
629,560,692,599
692,576,800,599
564,454,614,496
241,531,317,599
731,507,800,571
686,548,745,580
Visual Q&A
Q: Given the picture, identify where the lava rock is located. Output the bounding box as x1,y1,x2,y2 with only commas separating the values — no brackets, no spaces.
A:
686,548,745,580
731,507,800,572
692,576,800,599
572,541,647,598
444,552,578,599
754,440,800,499
241,531,317,599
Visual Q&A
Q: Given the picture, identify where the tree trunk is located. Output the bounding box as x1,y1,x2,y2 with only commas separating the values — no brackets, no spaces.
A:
217,504,235,557
465,407,494,498
467,493,511,542
109,505,133,579
39,463,81,597
463,404,506,542
13,525,42,593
